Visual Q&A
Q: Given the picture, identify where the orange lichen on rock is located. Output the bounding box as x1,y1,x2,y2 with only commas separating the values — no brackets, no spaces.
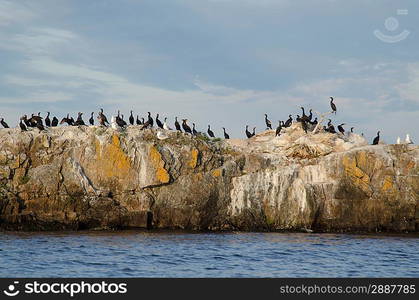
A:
189,148,199,168
342,154,370,189
212,169,222,177
149,146,170,184
95,134,131,178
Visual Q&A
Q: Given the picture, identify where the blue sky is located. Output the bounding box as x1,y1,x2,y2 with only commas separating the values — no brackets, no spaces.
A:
0,0,418,142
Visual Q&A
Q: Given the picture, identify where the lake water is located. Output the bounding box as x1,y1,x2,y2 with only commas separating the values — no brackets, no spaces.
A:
0,231,418,277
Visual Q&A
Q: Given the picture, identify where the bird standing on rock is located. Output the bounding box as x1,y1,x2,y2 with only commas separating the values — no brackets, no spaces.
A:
264,114,272,129
1,118,9,128
330,97,337,114
275,121,282,137
175,117,181,132
207,125,215,138
182,119,192,134
245,125,252,139
337,123,345,134
372,131,380,145
45,112,51,127
222,127,230,139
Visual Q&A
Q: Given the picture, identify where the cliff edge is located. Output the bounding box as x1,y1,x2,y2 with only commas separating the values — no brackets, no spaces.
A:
1,124,418,232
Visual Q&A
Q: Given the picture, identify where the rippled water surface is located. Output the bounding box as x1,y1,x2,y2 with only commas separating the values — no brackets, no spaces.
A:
0,231,418,277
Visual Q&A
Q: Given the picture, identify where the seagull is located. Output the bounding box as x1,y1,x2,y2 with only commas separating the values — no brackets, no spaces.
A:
405,134,413,144
396,137,401,144
157,129,169,140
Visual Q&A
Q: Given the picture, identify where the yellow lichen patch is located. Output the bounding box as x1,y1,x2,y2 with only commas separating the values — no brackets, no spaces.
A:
342,155,370,188
95,135,131,178
382,176,395,192
355,151,368,170
189,148,199,168
212,169,222,177
149,146,170,183
194,172,203,181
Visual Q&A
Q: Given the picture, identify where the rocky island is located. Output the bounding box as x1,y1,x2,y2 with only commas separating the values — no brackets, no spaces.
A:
0,124,418,232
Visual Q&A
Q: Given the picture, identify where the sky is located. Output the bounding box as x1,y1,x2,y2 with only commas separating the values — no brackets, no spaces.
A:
0,0,418,142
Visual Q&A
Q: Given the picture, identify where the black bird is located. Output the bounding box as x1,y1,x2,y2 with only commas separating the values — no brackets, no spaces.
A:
30,114,43,126
245,125,252,139
156,114,164,129
19,120,27,131
300,107,309,122
296,115,302,122
116,115,127,127
0,118,9,128
284,115,293,127
147,112,153,127
308,109,313,122
121,115,128,126
98,108,109,126
330,97,337,114
327,119,336,133
136,115,142,125
350,127,354,133
174,117,182,132
323,126,330,133
222,127,230,139
182,119,192,134
264,114,272,129
129,111,134,126
45,112,51,127
372,131,380,145
89,112,94,126
275,121,282,137
207,125,215,138
21,115,31,127
60,114,73,126
141,117,145,125
52,116,59,127
140,117,152,130
192,123,198,136
75,112,85,126
337,123,345,134
310,117,318,125
251,127,256,137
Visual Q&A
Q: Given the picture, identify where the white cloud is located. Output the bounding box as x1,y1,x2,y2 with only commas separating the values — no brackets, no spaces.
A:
0,0,36,26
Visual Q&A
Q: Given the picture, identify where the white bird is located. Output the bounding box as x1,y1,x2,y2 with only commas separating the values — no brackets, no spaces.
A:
405,134,413,144
396,137,401,144
163,117,172,130
157,129,169,140
111,116,120,130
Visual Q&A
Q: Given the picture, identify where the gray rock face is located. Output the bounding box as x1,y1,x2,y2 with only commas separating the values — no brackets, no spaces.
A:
0,124,418,232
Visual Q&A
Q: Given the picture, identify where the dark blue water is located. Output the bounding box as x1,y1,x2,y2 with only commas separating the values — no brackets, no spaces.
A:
0,231,418,277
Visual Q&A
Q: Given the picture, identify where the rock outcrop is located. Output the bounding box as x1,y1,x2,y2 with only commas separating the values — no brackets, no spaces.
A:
0,124,418,232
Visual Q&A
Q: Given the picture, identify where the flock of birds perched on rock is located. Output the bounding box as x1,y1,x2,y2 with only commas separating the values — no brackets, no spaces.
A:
0,97,414,145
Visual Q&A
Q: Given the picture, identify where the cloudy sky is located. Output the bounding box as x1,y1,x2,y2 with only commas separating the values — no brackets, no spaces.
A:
0,0,418,142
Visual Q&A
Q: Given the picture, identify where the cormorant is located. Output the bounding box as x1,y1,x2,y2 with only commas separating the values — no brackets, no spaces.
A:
275,121,282,137
350,127,354,133
52,116,59,127
308,109,313,122
21,115,31,127
300,107,309,122
264,114,272,129
136,115,142,125
60,114,72,126
75,112,85,126
372,131,380,145
296,115,302,122
0,118,9,128
251,127,256,137
223,127,230,139
116,114,126,127
31,114,43,126
327,119,336,133
284,115,293,127
163,118,171,130
311,117,318,125
192,123,198,136
129,111,134,126
207,125,215,138
330,97,336,114
156,114,164,129
147,112,153,127
174,117,182,132
245,125,252,139
98,108,109,126
182,119,192,134
45,112,51,127
19,120,27,131
337,123,345,134
89,112,94,126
